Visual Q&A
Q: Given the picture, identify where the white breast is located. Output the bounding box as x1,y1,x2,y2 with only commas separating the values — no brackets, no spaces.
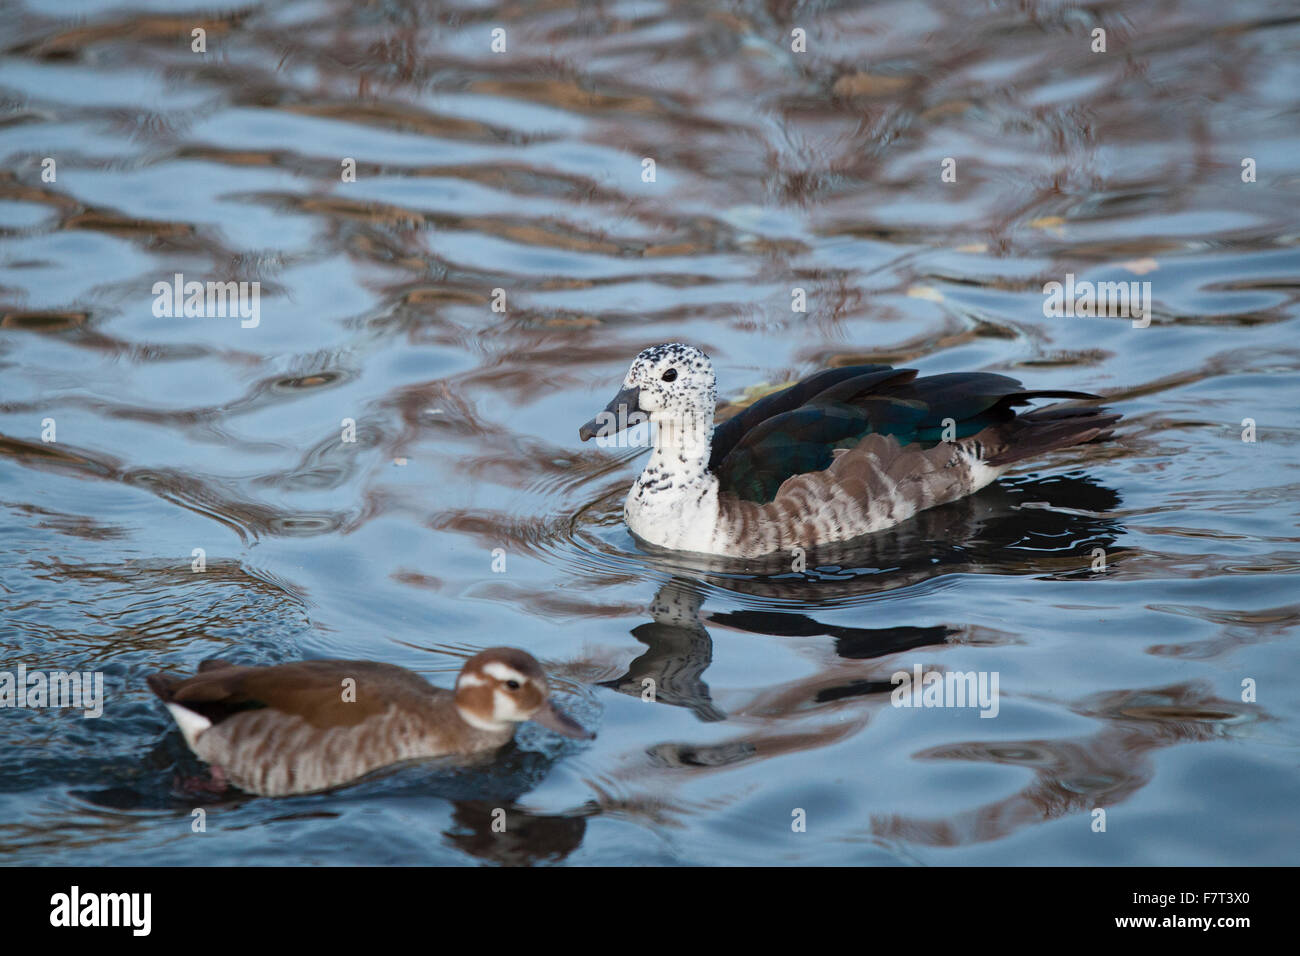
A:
625,475,721,553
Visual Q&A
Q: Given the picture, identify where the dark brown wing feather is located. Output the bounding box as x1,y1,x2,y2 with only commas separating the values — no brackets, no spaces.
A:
983,406,1122,466
712,363,1105,503
146,659,437,729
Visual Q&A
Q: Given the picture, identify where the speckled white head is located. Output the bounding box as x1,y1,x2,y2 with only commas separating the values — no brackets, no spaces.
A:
624,343,716,420
579,343,717,447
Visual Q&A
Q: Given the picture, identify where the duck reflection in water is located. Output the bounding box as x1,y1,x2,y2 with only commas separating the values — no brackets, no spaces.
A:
601,471,1124,730
595,473,1266,845
79,733,592,866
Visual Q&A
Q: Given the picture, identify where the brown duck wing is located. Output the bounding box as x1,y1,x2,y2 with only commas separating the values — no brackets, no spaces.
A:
149,659,437,729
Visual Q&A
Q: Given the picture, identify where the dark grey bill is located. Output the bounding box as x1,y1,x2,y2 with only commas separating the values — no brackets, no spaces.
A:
578,385,642,441
531,700,596,740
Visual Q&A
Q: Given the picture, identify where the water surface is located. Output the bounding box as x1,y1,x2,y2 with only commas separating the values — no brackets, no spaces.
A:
1,0,1298,865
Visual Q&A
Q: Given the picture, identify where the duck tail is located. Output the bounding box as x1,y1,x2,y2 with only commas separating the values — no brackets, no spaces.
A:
985,404,1121,467
145,671,182,703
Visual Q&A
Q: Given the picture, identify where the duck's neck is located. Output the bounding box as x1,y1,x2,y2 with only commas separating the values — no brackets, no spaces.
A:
454,701,513,735
625,408,721,551
641,408,714,488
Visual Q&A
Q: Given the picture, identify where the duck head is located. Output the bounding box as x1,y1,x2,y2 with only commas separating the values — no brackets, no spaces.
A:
579,343,716,443
454,648,594,739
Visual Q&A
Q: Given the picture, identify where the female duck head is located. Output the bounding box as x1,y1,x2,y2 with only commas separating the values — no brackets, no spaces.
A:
453,647,593,739
579,343,716,448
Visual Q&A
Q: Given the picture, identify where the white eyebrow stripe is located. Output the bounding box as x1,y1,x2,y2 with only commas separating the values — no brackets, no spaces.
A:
457,673,490,687
483,662,528,683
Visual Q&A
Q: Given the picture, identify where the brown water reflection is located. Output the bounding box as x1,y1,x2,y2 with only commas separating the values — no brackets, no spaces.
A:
871,682,1257,848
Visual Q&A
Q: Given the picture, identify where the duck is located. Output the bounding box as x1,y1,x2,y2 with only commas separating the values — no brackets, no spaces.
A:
579,343,1119,558
147,648,594,797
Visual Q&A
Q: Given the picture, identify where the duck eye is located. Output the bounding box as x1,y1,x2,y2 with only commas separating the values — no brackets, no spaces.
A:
505,679,521,690
662,368,677,382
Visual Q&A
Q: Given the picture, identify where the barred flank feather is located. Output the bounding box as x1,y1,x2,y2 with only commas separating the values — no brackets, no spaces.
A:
712,367,1103,505
710,380,1118,557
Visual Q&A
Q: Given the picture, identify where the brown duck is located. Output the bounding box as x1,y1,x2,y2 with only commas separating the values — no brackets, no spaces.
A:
147,648,593,797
